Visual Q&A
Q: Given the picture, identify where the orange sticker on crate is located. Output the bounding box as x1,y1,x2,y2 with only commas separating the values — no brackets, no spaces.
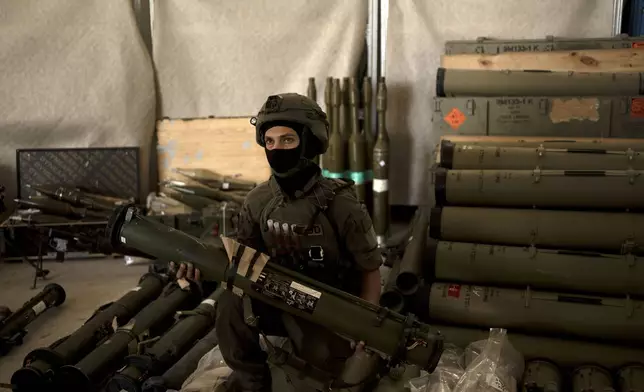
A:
632,98,644,118
444,108,466,130
632,42,644,48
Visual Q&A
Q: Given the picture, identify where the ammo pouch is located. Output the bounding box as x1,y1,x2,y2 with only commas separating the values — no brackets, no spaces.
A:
263,178,360,295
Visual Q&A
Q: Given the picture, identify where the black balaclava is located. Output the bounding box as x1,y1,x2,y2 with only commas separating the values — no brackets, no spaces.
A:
263,121,320,197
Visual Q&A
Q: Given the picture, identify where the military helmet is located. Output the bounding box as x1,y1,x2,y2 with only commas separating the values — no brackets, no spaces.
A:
251,93,329,155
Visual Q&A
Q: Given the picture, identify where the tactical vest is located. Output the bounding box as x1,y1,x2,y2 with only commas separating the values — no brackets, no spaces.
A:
258,178,360,294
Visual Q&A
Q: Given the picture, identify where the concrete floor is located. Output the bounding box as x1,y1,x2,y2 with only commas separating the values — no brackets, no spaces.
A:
0,258,149,383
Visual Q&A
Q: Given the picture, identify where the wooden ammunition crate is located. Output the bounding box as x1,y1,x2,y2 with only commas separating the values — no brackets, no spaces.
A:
156,117,270,185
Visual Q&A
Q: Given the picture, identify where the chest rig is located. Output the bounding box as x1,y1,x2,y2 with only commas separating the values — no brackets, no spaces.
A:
258,178,357,292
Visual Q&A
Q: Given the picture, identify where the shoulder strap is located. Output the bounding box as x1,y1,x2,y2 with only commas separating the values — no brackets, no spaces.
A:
328,178,355,191
303,178,355,233
257,190,282,229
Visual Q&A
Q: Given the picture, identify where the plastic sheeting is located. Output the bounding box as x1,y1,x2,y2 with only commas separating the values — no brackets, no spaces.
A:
385,0,614,205
152,0,368,118
0,0,156,201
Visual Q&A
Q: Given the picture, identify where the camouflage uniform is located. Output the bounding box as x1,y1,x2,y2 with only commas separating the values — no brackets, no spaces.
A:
215,93,381,391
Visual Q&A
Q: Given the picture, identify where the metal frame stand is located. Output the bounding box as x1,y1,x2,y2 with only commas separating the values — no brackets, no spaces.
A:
2,227,50,289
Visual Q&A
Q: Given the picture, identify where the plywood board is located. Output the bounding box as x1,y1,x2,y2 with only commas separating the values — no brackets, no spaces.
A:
156,117,270,185
441,48,644,72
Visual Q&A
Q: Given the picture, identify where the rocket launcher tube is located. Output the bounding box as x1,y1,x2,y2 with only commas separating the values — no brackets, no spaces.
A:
164,182,245,205
15,197,109,219
11,273,167,392
324,78,347,179
362,76,375,214
173,168,256,191
348,77,368,201
0,284,66,355
106,205,444,372
161,187,221,210
363,77,374,177
439,136,644,151
444,36,644,55
433,241,644,296
55,281,202,391
27,185,114,211
617,364,644,392
324,77,334,120
430,206,644,254
373,77,390,246
83,192,133,205
341,77,351,142
307,77,317,102
379,258,405,313
141,327,219,392
425,283,644,344
307,77,320,166
572,366,615,392
8,213,74,225
104,288,223,392
433,168,644,209
439,141,644,171
522,360,562,392
436,68,643,97
321,76,334,173
264,342,381,391
395,209,429,296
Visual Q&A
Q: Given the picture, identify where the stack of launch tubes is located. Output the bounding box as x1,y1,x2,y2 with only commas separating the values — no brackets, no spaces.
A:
379,136,644,392
10,271,224,392
372,36,644,392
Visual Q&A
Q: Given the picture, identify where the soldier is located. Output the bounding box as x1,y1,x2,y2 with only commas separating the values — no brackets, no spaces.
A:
216,93,383,391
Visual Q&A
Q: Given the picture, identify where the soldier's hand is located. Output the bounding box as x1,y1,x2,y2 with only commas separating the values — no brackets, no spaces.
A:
350,340,366,353
169,261,202,282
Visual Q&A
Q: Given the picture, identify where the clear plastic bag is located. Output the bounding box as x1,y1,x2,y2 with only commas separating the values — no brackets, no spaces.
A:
180,345,232,392
407,344,465,392
463,329,524,383
453,328,523,392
